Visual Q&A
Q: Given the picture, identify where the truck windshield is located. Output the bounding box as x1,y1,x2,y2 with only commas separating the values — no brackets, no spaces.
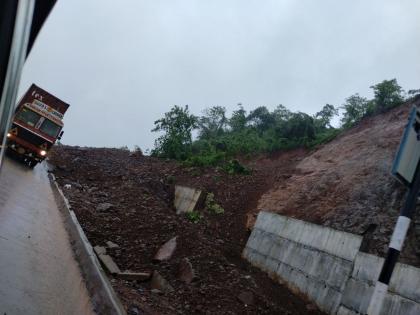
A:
39,119,60,138
15,107,41,127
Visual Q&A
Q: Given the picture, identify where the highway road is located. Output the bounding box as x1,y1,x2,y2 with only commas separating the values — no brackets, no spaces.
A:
0,158,94,314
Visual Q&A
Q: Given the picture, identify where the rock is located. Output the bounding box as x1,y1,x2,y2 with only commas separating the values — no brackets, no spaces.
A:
178,258,194,284
117,271,151,281
237,291,254,306
96,202,114,212
72,157,82,163
153,236,177,261
64,184,72,189
97,191,109,197
93,245,107,256
150,289,162,294
70,181,83,189
306,303,318,311
88,186,98,193
98,254,121,274
151,271,174,292
106,240,119,248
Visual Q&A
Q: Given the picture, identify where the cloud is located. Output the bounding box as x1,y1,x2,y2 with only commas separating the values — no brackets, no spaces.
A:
19,0,420,150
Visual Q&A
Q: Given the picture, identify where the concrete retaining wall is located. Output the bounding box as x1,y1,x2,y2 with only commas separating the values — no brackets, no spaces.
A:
243,211,420,315
338,252,420,315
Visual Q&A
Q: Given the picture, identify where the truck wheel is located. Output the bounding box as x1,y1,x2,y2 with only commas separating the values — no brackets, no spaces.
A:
28,159,38,168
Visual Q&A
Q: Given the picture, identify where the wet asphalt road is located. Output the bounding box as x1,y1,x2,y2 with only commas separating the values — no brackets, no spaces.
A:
0,158,94,314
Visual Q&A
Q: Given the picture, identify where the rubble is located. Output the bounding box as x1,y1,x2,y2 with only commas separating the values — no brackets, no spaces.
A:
49,146,322,314
117,271,151,281
98,254,121,275
237,291,255,306
96,202,114,212
93,245,106,256
106,241,119,249
150,271,174,293
153,236,177,262
177,258,194,284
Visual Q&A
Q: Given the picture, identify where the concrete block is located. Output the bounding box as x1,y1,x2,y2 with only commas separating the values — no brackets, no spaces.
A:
243,248,267,271
264,256,280,275
93,245,107,256
390,262,420,302
245,212,420,315
255,212,362,261
341,278,373,314
244,229,261,251
253,211,287,235
117,271,151,281
336,306,358,315
98,254,121,275
381,292,420,315
351,252,383,283
322,228,362,262
268,236,351,291
257,233,275,256
275,261,342,314
308,280,342,314
174,185,202,214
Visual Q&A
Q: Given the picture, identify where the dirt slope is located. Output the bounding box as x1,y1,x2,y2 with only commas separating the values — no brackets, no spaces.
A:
48,147,320,315
257,97,420,265
47,98,420,314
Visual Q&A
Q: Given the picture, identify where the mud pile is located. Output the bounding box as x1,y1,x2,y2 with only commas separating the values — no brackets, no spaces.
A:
49,146,320,315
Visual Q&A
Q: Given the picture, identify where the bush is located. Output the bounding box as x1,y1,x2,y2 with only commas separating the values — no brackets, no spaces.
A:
184,151,225,167
223,159,250,175
186,211,202,223
205,193,224,214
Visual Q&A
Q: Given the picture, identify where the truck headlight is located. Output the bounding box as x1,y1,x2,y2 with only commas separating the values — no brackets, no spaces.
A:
40,150,47,156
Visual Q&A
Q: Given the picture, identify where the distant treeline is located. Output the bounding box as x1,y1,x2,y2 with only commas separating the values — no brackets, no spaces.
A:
151,79,419,167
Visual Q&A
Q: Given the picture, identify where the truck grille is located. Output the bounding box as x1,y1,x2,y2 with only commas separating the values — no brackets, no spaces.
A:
11,123,53,149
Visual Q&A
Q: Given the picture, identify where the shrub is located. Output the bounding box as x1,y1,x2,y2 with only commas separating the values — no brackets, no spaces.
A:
205,193,224,214
223,159,251,175
186,211,202,223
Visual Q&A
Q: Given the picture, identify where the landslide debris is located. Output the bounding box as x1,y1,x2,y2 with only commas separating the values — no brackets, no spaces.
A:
49,146,321,314
257,98,420,266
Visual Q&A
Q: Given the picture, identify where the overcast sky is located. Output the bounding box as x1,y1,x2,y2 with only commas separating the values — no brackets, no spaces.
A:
19,0,420,151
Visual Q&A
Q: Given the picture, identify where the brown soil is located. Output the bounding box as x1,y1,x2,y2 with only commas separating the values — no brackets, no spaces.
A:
257,98,420,266
49,146,323,315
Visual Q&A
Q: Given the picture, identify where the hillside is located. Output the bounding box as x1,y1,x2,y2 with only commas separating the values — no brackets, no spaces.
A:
257,97,420,266
47,97,420,314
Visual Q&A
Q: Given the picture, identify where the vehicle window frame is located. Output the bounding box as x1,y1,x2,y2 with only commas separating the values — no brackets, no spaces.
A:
15,107,42,128
38,117,61,138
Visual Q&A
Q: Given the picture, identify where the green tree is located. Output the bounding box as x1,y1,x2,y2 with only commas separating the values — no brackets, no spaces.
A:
247,106,275,133
370,79,404,112
229,104,247,132
273,104,292,122
151,105,197,159
408,89,420,97
341,94,369,128
284,112,316,140
198,106,227,140
314,104,338,129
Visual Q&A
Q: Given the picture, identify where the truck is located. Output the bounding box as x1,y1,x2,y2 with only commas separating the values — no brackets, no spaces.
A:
6,84,69,167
